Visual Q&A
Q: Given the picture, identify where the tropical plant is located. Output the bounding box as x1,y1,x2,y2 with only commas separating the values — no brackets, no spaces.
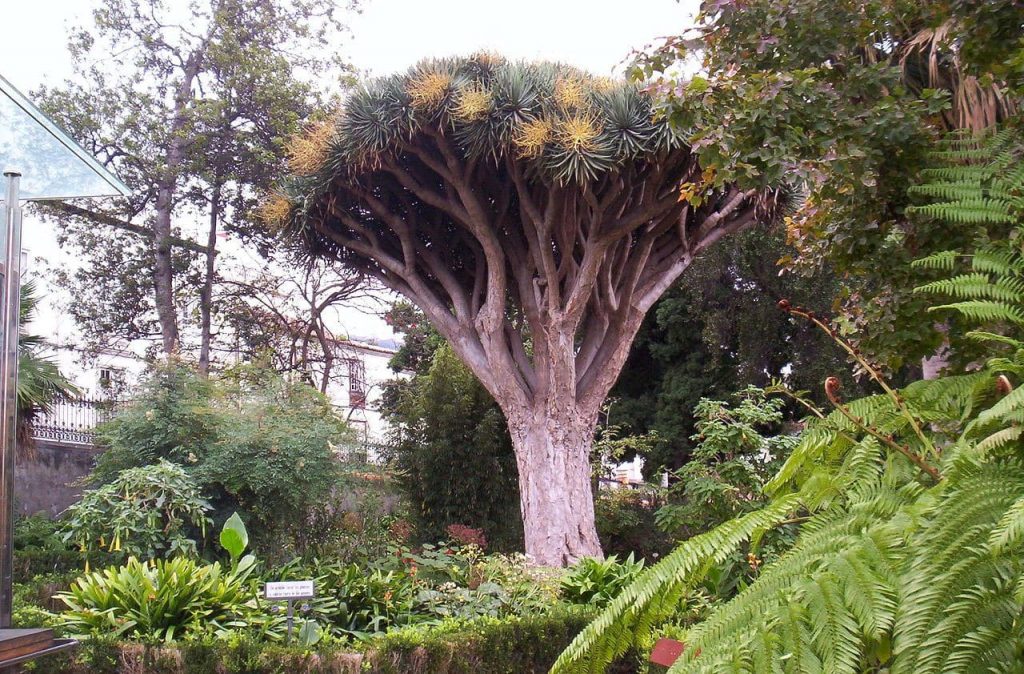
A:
313,562,416,639
197,368,346,548
551,126,1024,673
57,515,257,642
272,53,784,565
61,460,211,565
560,555,645,610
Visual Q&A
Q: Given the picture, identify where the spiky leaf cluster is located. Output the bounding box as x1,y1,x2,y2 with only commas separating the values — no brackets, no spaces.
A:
270,54,679,223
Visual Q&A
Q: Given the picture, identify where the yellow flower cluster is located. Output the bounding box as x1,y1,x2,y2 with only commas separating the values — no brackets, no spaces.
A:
259,193,292,229
407,71,452,111
286,120,334,175
554,77,587,111
513,117,554,158
555,113,601,153
453,84,493,122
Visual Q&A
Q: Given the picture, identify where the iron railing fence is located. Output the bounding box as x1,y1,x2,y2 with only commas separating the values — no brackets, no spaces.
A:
29,397,122,446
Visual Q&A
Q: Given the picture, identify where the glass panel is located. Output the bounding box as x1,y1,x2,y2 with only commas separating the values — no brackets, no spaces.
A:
0,75,130,201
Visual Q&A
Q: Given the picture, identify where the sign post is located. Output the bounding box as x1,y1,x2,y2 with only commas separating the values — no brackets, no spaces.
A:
264,581,315,642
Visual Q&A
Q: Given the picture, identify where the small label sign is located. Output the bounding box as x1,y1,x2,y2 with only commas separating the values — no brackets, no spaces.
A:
265,580,315,600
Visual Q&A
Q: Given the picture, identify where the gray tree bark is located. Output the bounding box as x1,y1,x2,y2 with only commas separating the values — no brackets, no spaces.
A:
510,409,602,565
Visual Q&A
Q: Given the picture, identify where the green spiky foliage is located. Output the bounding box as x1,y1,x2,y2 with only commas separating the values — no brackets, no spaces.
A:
552,128,1024,672
270,53,781,565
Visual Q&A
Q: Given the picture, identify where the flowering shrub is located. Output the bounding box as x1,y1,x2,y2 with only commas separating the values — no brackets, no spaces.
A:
61,460,211,566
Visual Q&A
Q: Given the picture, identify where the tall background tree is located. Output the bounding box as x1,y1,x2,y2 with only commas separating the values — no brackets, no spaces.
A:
218,259,379,391
272,55,781,565
36,0,358,368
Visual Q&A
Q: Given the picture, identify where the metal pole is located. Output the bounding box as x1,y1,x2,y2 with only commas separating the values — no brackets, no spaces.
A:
0,172,21,627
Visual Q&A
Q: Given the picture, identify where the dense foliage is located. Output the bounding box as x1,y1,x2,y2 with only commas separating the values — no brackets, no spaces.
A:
560,555,645,610
385,344,522,551
655,388,796,539
57,515,257,642
90,362,348,552
633,0,1021,372
62,461,211,565
611,228,861,473
33,606,603,674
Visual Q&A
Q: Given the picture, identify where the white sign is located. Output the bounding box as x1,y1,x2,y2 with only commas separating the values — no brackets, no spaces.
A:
264,580,315,600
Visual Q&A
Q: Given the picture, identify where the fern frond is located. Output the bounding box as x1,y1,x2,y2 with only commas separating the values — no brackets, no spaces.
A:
910,249,962,271
551,495,801,674
928,299,1024,324
987,496,1024,554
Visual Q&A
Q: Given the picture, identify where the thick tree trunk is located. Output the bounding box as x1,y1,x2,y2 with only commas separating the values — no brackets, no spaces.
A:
508,406,602,566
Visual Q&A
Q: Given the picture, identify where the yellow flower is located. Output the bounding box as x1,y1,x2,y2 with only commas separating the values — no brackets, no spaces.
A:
555,114,601,153
286,121,335,176
453,84,493,122
513,118,553,159
406,71,452,111
258,193,292,229
554,77,587,111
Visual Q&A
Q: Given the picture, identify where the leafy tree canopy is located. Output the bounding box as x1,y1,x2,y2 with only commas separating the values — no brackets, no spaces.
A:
633,0,1023,371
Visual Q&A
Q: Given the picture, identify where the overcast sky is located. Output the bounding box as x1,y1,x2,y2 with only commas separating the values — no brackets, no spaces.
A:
1,0,697,343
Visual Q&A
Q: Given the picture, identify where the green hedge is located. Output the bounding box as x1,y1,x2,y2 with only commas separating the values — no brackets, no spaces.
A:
22,635,362,674
26,606,639,674
362,606,605,674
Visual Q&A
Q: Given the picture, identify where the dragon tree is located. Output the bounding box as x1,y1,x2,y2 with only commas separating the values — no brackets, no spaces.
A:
269,54,779,566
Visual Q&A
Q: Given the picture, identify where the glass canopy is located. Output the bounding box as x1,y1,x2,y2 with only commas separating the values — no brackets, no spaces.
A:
0,74,130,201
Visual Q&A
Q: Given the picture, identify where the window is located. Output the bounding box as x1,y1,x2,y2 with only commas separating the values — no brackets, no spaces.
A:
98,367,124,394
347,358,366,409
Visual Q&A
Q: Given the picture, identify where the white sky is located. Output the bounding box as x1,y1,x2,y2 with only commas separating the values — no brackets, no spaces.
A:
0,0,697,346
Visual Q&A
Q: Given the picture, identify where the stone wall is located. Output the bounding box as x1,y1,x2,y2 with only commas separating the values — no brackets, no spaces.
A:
14,441,99,517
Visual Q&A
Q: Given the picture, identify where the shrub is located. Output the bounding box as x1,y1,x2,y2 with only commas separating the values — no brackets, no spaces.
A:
91,362,219,483
85,362,351,554
385,344,523,551
593,488,670,561
55,515,257,642
198,369,346,552
560,555,645,609
445,524,487,551
61,460,211,565
13,513,80,581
